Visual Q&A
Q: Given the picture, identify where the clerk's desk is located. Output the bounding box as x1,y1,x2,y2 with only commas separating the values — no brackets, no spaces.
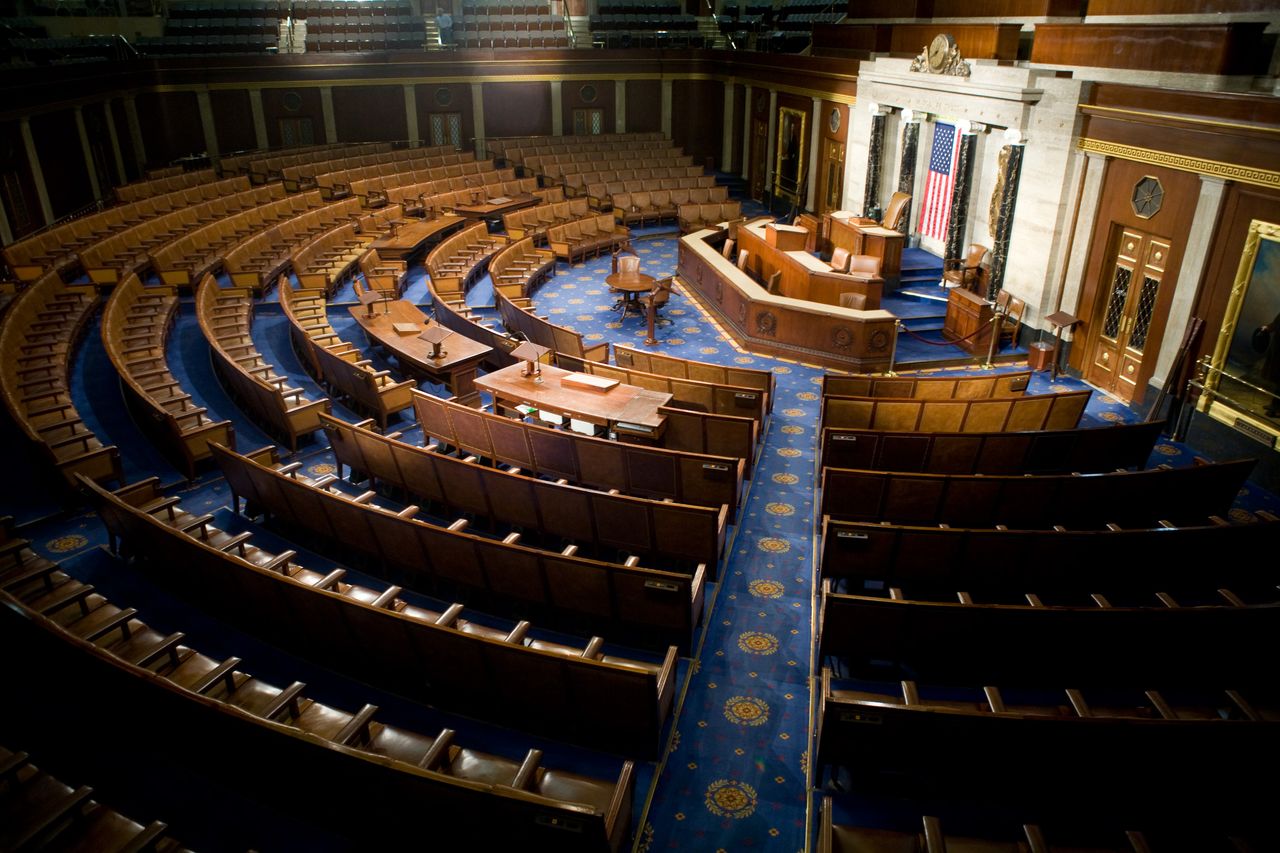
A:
826,211,904,278
736,220,884,309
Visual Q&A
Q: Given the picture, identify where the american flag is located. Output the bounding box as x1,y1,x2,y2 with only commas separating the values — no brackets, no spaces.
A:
917,122,961,242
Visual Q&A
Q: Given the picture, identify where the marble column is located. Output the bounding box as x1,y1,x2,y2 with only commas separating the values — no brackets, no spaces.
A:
74,107,102,201
895,112,921,235
319,86,337,144
248,88,269,151
861,107,887,217
403,84,419,147
660,78,673,138
985,141,1025,301
615,80,627,133
196,89,220,158
1058,151,1108,329
740,83,752,181
103,99,127,184
551,80,563,136
124,95,147,172
19,118,54,226
471,82,486,158
942,127,980,264
805,95,821,212
721,82,735,174
1152,175,1230,388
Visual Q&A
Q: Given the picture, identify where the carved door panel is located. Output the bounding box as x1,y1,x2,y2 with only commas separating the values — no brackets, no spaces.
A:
818,137,845,217
1085,227,1172,403
749,118,768,201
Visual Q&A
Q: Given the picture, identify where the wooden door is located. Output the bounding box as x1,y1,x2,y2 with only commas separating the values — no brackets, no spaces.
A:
1084,227,1173,403
818,137,845,217
749,117,768,200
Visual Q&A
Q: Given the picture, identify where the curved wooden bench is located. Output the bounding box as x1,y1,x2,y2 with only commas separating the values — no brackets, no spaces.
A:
819,511,1280,594
819,418,1166,474
413,389,743,519
653,405,758,471
489,237,556,302
290,222,378,298
0,272,122,489
195,274,330,451
677,201,743,233
223,193,364,295
817,668,1277,820
426,221,508,301
819,389,1092,433
503,197,591,241
1,542,634,853
323,413,726,571
85,471,678,759
495,285,609,363
279,285,415,429
425,272,522,371
818,579,1279,687
546,213,630,263
102,273,235,478
819,458,1255,528
821,370,1033,399
613,343,775,414
207,437,707,652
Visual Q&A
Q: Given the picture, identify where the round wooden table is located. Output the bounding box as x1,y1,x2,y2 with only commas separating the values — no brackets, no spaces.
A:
605,271,656,317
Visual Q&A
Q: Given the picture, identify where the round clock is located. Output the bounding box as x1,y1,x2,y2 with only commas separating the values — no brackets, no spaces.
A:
828,107,841,133
928,33,955,71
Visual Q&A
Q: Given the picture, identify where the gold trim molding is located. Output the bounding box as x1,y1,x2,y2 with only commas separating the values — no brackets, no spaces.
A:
1078,138,1280,191
1082,104,1280,137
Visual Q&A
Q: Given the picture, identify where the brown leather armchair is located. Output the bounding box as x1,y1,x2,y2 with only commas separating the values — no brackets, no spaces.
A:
829,247,852,273
943,243,989,292
881,192,911,231
847,255,882,278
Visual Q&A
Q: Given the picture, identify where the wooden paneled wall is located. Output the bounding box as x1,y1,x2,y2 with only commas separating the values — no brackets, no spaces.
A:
627,79,663,133
1031,23,1270,75
561,79,617,135
483,81,553,137
334,85,408,143
887,24,1023,60
672,79,724,170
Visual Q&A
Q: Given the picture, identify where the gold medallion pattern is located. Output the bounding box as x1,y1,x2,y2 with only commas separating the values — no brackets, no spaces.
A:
704,779,758,819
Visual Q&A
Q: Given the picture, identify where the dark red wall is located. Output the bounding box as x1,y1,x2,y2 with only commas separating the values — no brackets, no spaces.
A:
261,87,325,149
210,89,257,154
672,79,724,170
333,85,407,143
483,82,552,138
136,91,205,165
31,110,93,218
626,80,662,133
109,99,140,183
414,83,475,148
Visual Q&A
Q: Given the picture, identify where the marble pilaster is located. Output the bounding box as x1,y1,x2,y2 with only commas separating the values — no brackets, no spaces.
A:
896,117,921,235
986,142,1025,300
862,111,886,217
942,130,978,263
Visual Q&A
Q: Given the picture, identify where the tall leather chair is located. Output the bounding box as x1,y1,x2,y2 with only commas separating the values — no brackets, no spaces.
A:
881,192,911,231
829,247,852,273
943,243,988,292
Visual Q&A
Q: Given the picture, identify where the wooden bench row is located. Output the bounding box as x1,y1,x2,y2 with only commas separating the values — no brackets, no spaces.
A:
421,176,540,219
101,274,235,478
819,457,1255,528
279,285,416,428
607,190,697,227
494,278,610,362
313,148,474,199
820,417,1165,474
80,182,288,285
237,140,393,184
489,237,557,301
222,193,370,295
520,144,684,171
349,158,505,205
821,369,1033,399
491,131,667,159
289,221,378,297
546,213,631,263
555,159,700,186
0,272,122,489
413,389,744,519
281,143,459,192
426,220,509,298
425,269,522,371
820,389,1092,434
209,437,707,651
581,177,722,209
819,511,1280,596
677,201,745,233
613,343,774,411
3,175,252,281
86,471,678,758
0,536,635,852
816,671,1274,829
324,413,727,571
115,166,217,203
503,197,592,241
818,578,1278,687
195,275,331,451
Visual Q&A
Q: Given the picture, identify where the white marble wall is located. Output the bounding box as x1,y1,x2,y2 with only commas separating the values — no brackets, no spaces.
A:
843,57,1088,331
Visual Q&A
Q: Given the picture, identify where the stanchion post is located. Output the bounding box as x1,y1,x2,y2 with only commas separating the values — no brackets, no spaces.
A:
981,308,1001,369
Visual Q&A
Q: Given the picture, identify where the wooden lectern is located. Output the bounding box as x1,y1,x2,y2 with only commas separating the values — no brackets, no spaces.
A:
1043,310,1082,381
943,288,997,355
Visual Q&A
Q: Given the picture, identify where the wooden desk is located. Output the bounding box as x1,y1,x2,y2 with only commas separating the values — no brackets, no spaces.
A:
738,221,882,309
826,214,904,277
475,362,672,432
452,193,539,220
606,271,656,317
369,215,466,261
349,300,491,406
942,287,997,355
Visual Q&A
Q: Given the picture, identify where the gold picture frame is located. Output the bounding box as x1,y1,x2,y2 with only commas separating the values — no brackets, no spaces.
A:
1198,218,1280,448
773,107,807,204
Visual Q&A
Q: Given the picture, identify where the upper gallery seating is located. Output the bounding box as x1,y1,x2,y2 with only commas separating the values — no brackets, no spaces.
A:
0,272,123,489
589,0,703,49
102,273,236,478
1,524,636,852
456,0,569,49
